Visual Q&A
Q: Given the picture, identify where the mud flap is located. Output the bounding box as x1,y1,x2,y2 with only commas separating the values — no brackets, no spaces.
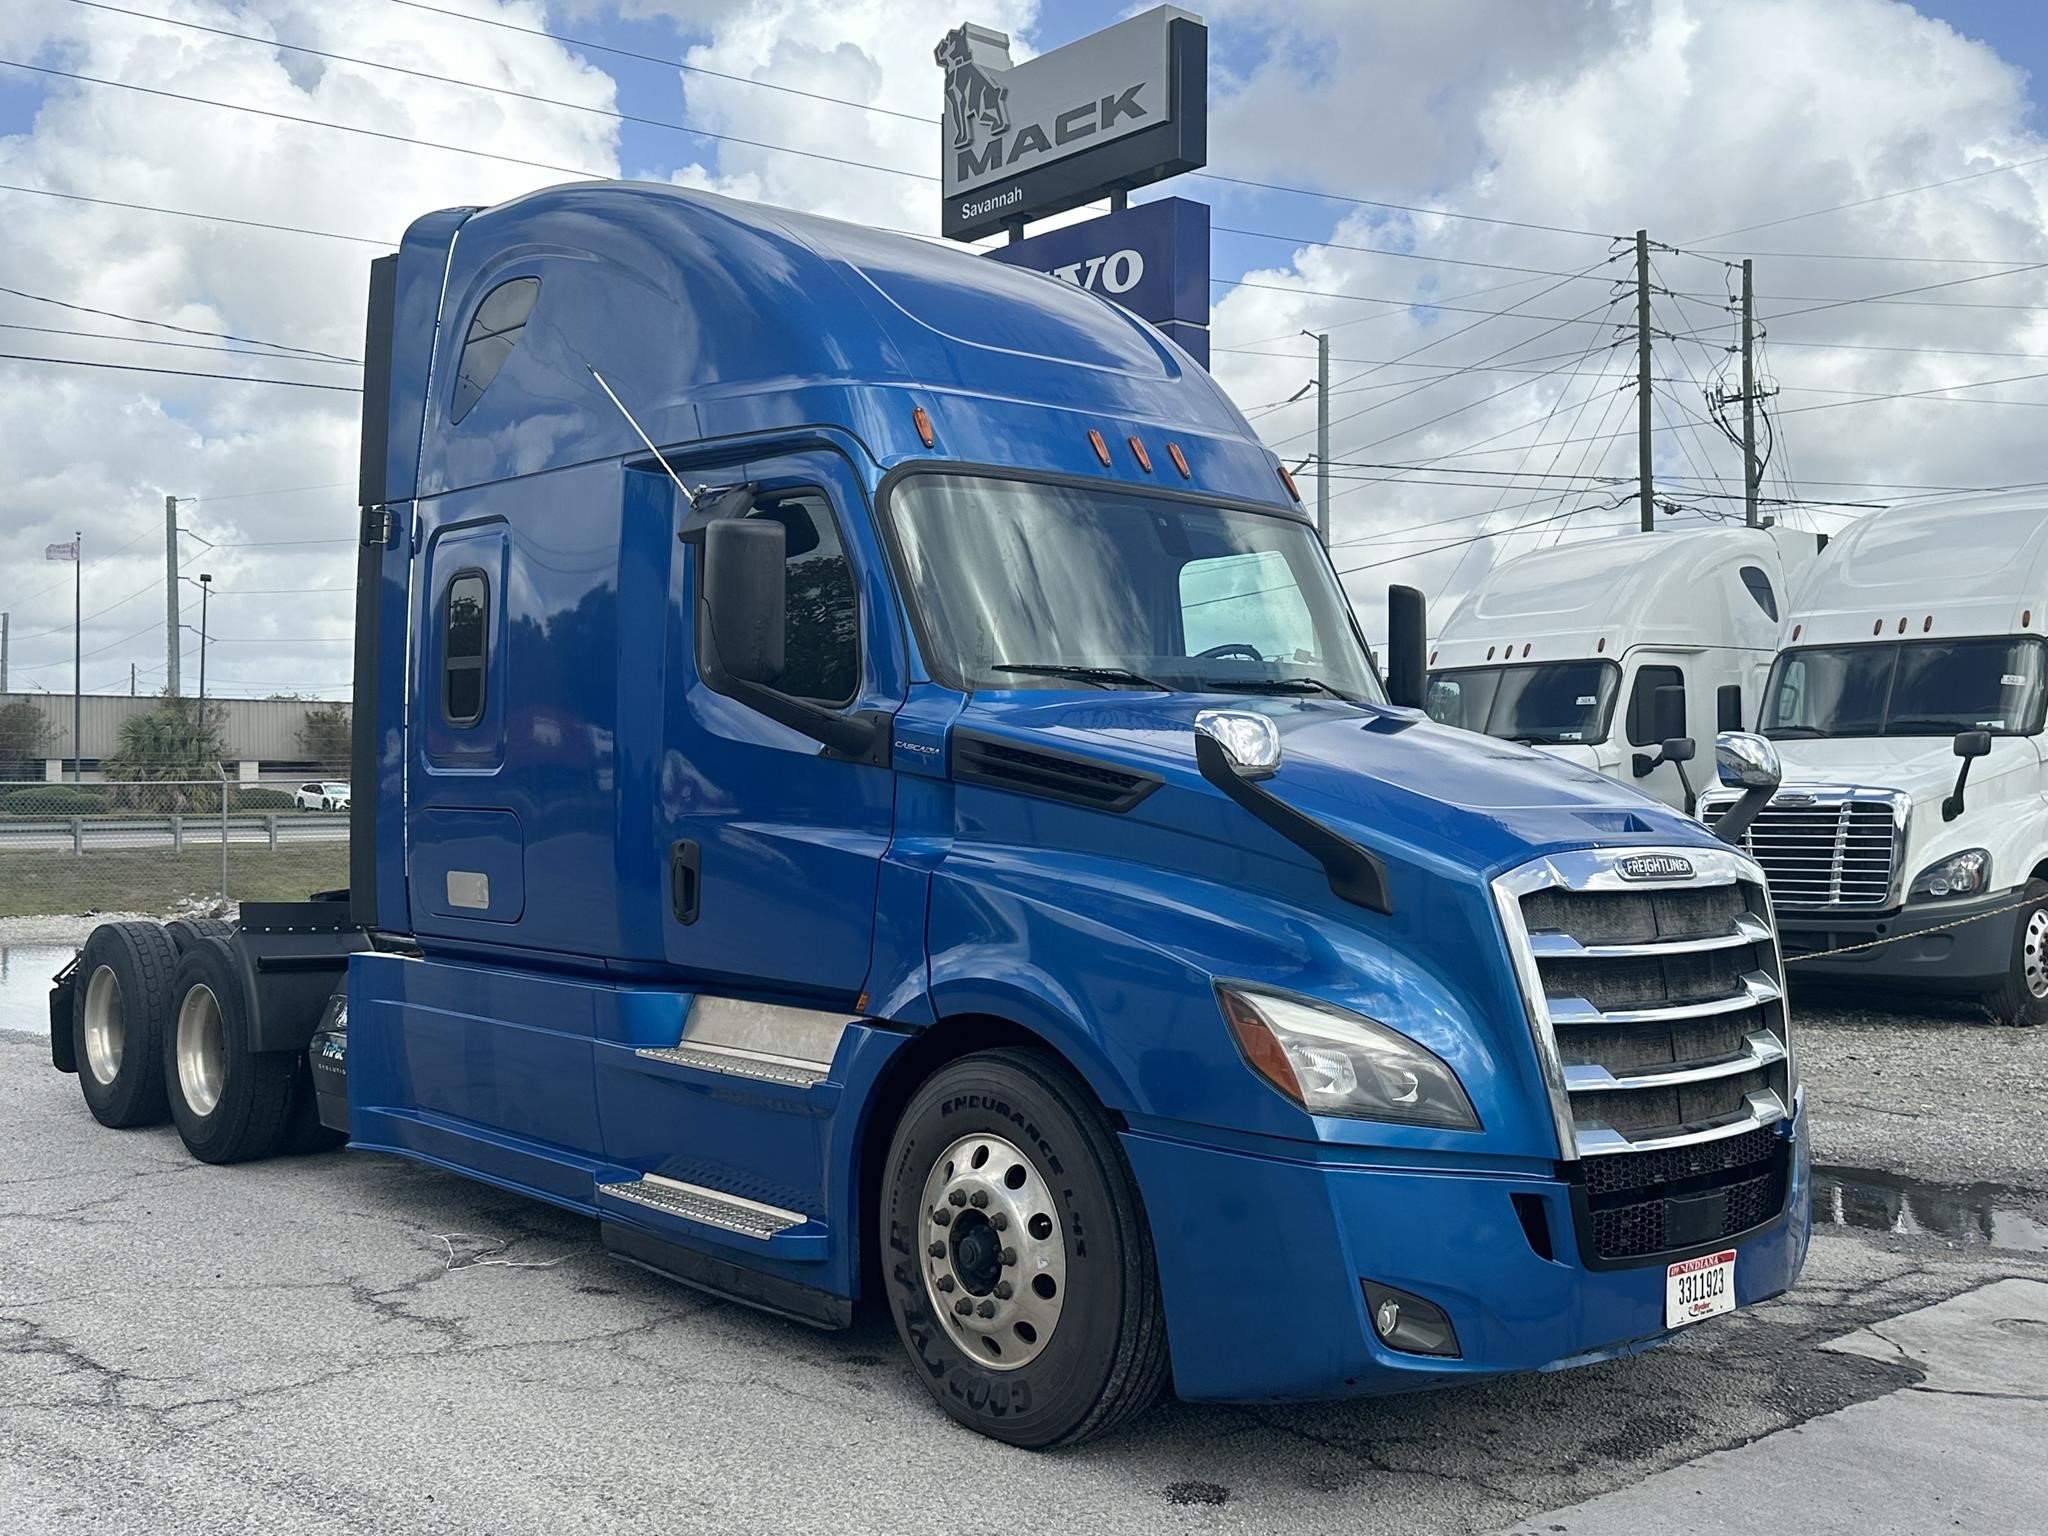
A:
48,954,79,1074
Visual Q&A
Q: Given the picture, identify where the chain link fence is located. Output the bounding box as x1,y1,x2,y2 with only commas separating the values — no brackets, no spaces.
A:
0,779,348,920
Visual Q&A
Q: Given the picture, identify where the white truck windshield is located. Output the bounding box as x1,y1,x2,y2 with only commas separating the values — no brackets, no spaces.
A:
1763,637,2048,738
883,473,1382,700
1424,661,1621,745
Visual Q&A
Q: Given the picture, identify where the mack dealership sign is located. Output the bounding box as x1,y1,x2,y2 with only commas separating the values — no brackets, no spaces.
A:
934,6,1207,241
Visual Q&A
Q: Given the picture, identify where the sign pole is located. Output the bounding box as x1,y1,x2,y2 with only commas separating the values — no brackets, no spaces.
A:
72,530,82,782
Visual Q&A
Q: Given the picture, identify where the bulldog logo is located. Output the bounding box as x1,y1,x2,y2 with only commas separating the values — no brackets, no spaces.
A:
934,24,1012,150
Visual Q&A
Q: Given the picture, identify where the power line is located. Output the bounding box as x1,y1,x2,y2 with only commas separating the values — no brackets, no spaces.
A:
0,352,361,391
381,0,934,123
1211,224,1612,282
64,1,939,183
0,282,358,363
0,180,394,246
0,321,358,364
1691,148,2048,243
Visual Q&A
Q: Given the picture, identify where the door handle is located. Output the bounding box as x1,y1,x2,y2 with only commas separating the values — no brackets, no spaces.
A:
669,839,701,924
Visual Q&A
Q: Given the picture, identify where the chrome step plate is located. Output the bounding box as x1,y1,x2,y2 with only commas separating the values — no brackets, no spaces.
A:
635,1043,827,1087
600,1175,804,1240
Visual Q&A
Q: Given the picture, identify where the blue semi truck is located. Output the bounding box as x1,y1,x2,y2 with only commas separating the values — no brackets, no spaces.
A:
48,183,1809,1447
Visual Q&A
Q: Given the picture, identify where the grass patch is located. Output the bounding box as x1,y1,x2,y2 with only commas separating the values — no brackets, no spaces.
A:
0,845,349,919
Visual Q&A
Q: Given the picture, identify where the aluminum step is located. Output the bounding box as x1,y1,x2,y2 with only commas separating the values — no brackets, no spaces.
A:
635,1042,827,1088
598,1175,805,1240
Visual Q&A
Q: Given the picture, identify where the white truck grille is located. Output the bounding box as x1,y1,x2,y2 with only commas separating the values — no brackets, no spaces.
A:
1698,791,1906,910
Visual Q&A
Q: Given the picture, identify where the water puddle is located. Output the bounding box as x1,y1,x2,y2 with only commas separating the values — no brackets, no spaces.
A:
1812,1165,2048,1253
0,944,74,1037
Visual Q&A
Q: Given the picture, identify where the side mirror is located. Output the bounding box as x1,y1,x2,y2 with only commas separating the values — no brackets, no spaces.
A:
1710,730,1782,846
701,518,786,686
1717,683,1744,733
697,518,882,762
1662,736,1696,764
1384,585,1427,709
1944,730,1994,821
1652,683,1687,746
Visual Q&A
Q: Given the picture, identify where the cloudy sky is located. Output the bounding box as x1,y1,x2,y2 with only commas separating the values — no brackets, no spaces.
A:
4,0,2048,698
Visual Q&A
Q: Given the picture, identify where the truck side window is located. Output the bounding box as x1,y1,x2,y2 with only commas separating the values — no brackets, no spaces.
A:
1625,665,1685,746
1739,565,1778,621
1179,550,1317,660
450,277,539,424
753,495,858,706
443,572,489,726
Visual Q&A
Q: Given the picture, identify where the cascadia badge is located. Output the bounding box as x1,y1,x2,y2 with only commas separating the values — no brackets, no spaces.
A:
1617,853,1695,882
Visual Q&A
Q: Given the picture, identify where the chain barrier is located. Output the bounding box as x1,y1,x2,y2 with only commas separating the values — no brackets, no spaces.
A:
1782,897,2032,964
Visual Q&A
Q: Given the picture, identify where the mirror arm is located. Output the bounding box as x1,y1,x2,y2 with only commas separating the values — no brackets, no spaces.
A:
1673,759,1695,816
1714,785,1771,846
1943,759,1975,823
711,669,886,764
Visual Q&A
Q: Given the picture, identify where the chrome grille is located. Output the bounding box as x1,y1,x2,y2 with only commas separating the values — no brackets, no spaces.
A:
1698,791,1905,910
1494,848,1794,1161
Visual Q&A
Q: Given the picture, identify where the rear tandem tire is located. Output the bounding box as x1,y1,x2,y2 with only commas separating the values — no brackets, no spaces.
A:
880,1047,1170,1449
1981,879,2048,1027
164,917,234,956
71,921,179,1129
163,939,299,1164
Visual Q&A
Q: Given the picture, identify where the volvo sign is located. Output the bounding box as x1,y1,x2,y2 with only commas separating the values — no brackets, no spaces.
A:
936,7,1207,241
985,198,1211,365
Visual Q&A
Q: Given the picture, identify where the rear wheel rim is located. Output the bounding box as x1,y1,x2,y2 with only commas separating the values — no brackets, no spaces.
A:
2023,908,2048,1000
176,984,227,1117
919,1131,1067,1371
82,964,124,1085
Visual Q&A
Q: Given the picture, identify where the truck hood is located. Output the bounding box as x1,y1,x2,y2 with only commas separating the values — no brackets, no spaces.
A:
967,693,1712,878
1765,735,2043,809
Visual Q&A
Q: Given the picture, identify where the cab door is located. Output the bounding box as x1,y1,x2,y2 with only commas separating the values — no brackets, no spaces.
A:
1621,656,1702,810
659,447,906,1003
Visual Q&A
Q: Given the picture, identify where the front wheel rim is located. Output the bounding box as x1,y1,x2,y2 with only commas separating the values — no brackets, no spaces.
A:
2023,908,2048,1000
82,964,124,1085
918,1132,1067,1371
175,984,227,1117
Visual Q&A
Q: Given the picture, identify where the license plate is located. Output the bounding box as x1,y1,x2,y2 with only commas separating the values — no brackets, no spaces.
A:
1666,1250,1736,1329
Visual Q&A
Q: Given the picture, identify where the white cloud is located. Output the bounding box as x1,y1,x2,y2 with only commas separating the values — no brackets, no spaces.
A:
0,0,620,698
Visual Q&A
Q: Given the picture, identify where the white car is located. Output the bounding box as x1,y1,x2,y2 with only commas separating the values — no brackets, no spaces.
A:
293,781,352,812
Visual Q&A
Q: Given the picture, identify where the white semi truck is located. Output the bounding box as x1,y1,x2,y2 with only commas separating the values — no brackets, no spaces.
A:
1424,526,1822,810
1700,492,2048,1023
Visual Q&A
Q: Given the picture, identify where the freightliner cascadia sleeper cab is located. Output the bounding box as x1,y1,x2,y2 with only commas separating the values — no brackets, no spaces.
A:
48,183,1809,1447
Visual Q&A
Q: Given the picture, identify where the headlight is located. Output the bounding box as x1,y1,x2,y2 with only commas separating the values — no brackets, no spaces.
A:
1909,849,1991,900
1217,986,1481,1130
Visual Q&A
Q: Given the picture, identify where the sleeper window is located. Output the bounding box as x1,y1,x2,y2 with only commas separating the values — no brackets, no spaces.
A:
443,572,488,726
450,277,539,423
753,495,858,705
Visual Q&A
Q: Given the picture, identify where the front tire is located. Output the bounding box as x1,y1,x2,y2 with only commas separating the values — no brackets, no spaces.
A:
1982,879,2048,1026
164,939,298,1163
72,922,179,1128
881,1048,1169,1448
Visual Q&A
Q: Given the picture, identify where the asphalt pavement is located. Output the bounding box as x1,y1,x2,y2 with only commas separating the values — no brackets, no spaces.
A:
3,979,2045,1535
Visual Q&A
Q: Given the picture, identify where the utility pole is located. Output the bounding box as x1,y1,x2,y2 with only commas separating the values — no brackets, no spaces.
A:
197,573,212,713
1315,331,1331,546
1636,230,1654,534
72,530,82,782
130,662,137,697
165,494,182,697
1,612,8,694
1741,258,1759,528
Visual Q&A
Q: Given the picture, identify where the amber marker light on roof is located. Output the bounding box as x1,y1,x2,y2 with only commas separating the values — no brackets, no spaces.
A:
1128,437,1153,472
1277,464,1301,502
912,406,934,449
1088,429,1112,466
1167,442,1191,478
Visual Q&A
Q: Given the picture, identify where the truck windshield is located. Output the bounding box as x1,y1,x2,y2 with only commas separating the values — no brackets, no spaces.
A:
882,473,1382,699
1423,661,1621,745
1762,637,2048,738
